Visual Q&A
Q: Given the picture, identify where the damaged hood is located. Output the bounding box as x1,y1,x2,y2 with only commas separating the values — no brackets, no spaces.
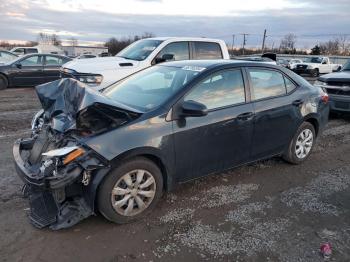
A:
35,78,142,133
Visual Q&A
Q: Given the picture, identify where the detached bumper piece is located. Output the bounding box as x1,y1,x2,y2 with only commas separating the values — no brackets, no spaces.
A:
13,137,98,230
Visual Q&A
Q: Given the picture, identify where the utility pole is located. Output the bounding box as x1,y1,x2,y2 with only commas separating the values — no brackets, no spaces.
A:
241,33,248,55
231,34,235,54
261,29,267,53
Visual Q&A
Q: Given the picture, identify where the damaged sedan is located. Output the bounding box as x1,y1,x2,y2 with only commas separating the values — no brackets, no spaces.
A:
13,60,329,229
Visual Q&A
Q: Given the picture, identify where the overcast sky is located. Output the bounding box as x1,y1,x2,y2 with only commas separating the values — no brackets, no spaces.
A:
1,0,349,48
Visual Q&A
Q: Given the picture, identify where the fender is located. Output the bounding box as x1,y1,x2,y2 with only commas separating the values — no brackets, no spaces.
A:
86,146,176,212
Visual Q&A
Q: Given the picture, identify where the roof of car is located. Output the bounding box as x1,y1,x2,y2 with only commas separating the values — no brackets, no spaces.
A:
159,59,276,70
144,37,225,43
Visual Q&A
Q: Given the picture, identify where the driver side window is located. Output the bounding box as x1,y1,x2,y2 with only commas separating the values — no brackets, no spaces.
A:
20,56,43,66
157,42,189,61
185,69,246,110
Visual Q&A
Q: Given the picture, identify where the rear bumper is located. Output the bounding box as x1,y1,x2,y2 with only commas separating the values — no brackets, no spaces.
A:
329,94,350,112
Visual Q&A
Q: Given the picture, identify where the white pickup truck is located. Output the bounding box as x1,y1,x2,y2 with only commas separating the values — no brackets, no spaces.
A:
61,37,230,89
292,56,342,77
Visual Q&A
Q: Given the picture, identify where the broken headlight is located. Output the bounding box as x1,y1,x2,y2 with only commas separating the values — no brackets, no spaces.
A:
42,146,85,165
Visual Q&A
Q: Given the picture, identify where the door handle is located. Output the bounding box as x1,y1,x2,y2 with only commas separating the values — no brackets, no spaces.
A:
292,99,304,106
237,112,254,121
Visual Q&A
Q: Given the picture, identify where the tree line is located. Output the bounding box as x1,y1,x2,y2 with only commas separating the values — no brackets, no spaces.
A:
1,32,349,56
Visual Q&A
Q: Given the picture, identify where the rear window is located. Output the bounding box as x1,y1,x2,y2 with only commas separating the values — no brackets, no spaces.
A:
192,42,223,59
25,48,38,54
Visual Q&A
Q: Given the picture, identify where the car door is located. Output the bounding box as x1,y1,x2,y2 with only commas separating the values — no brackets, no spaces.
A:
173,68,254,182
44,55,69,82
246,67,302,160
11,55,44,86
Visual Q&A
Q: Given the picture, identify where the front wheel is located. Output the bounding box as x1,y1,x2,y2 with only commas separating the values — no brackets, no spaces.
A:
98,157,163,224
0,74,8,90
283,122,316,164
310,69,319,77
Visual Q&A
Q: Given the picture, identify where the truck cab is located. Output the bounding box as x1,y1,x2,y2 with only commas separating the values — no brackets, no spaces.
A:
60,37,230,90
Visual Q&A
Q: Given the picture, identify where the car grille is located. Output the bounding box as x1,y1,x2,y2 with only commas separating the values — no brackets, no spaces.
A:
326,88,350,96
29,188,58,228
327,81,350,87
334,101,350,109
296,65,307,70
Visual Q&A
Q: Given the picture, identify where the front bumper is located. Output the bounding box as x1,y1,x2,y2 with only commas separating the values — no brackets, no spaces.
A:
293,68,313,75
328,94,350,112
13,137,94,230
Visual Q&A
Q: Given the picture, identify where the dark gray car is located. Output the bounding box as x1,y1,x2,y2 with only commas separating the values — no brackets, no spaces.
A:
13,60,329,229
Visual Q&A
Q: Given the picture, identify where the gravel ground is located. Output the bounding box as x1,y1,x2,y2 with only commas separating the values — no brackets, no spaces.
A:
0,86,349,262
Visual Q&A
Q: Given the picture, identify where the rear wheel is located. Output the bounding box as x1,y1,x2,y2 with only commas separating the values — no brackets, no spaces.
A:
98,157,163,224
283,122,316,164
0,74,8,90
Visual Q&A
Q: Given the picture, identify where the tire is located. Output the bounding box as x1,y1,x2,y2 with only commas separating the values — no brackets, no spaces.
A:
283,122,316,165
0,74,8,90
310,69,319,77
98,157,163,224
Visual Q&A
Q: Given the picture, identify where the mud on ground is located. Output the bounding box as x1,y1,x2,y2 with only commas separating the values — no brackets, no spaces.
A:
0,87,349,262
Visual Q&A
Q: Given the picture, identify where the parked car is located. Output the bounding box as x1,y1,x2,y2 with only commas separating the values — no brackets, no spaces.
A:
14,60,329,229
0,50,18,64
76,54,97,59
61,37,230,89
277,58,290,67
293,56,342,77
0,54,72,89
234,53,277,65
10,47,39,56
288,59,303,70
11,45,66,56
314,60,350,112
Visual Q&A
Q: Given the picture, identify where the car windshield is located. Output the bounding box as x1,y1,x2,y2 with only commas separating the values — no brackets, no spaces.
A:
304,57,322,63
103,65,202,111
342,60,350,71
116,39,163,61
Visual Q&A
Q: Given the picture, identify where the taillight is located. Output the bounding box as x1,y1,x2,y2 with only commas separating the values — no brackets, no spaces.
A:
321,93,329,104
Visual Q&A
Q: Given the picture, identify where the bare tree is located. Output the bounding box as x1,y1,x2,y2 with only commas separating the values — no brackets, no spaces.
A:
37,32,61,46
279,33,297,54
68,37,78,47
105,32,156,55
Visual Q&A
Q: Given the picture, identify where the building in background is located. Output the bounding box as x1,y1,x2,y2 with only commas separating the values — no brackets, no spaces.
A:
60,45,108,57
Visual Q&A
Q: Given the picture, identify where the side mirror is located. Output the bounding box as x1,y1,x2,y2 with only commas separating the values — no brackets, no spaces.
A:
15,63,22,69
322,61,327,64
181,100,208,117
154,53,174,64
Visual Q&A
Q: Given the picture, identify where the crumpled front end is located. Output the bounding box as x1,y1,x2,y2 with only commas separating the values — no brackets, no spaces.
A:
13,134,108,229
13,79,140,229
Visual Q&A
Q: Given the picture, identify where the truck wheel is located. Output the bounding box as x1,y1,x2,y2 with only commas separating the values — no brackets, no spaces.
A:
0,74,8,90
283,122,316,165
98,157,163,224
311,69,319,77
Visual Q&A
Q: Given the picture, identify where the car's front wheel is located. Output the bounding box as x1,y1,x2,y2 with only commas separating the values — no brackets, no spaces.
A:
0,74,8,90
283,122,316,164
310,69,319,77
98,157,163,224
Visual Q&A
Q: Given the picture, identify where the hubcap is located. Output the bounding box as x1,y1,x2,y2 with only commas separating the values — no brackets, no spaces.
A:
295,128,313,159
111,169,156,216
